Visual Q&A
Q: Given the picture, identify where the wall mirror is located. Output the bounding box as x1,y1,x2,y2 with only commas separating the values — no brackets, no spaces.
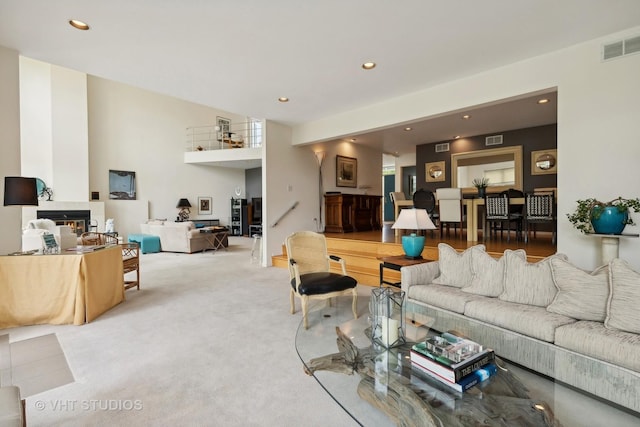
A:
531,149,557,175
425,161,445,182
451,146,523,194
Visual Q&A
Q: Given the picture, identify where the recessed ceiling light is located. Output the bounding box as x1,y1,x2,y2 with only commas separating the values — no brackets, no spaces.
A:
69,19,90,30
453,135,460,139
361,62,376,70
278,97,289,102
462,114,471,119
404,127,412,131
350,138,356,142
537,98,549,104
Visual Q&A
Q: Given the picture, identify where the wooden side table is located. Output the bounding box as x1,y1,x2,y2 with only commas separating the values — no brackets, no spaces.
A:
378,255,433,288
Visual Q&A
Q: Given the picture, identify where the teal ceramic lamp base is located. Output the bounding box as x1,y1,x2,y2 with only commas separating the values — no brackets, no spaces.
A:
401,233,425,259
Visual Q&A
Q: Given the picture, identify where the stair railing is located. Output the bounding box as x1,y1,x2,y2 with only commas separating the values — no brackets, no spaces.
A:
271,201,299,227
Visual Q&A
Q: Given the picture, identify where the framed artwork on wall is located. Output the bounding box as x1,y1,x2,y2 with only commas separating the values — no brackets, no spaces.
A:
198,196,212,215
216,116,231,141
425,161,446,182
531,149,557,175
109,170,136,200
336,155,357,188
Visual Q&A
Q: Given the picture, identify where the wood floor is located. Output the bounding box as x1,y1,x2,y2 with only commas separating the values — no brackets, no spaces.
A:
325,222,556,259
273,222,556,287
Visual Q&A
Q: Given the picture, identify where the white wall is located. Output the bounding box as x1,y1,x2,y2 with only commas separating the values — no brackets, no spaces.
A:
292,26,640,271
20,58,89,201
0,46,22,254
263,120,317,265
87,76,247,238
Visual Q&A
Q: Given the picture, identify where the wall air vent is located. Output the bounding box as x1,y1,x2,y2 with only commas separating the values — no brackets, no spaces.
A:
602,35,640,61
435,142,450,153
485,135,503,146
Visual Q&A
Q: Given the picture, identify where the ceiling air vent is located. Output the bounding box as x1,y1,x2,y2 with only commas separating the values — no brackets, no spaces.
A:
602,35,640,61
485,135,503,146
435,142,450,153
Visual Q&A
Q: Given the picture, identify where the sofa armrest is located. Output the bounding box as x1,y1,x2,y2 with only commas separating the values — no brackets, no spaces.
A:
401,261,440,294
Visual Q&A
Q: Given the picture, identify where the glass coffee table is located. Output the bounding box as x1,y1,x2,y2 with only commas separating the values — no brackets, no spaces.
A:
295,294,640,427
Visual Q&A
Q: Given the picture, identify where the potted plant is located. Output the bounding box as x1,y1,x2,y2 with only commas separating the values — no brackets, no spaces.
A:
567,197,640,234
472,177,490,198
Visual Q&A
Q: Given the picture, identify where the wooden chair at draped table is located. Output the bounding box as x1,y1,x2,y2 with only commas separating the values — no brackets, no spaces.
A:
80,232,140,290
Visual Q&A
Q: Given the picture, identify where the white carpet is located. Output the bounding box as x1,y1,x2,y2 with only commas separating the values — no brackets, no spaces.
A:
5,237,361,427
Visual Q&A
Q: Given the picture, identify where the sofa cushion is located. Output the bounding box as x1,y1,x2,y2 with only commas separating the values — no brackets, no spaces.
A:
500,252,567,307
463,249,526,297
407,284,486,314
464,298,575,342
547,258,609,321
605,259,640,334
555,321,640,372
432,244,485,288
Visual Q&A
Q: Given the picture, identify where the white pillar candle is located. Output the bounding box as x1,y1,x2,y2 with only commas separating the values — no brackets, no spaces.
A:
381,317,399,347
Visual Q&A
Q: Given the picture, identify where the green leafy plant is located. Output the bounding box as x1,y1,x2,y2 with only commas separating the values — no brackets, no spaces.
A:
566,197,640,234
472,177,489,189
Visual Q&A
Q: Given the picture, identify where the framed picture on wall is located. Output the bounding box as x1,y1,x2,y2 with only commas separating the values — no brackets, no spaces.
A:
216,116,231,141
425,161,446,182
336,155,357,188
109,170,136,200
198,196,212,215
531,149,557,175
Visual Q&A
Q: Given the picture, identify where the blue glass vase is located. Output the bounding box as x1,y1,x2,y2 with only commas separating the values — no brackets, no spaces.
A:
591,206,628,235
401,234,425,259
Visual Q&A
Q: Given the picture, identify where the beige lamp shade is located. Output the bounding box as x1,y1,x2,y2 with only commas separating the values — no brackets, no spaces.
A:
392,208,436,231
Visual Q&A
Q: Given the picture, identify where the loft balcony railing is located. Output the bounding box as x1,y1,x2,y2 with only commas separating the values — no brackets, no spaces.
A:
186,119,263,152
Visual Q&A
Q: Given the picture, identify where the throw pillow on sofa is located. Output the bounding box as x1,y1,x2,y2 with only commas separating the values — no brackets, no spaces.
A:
463,249,526,297
547,258,609,321
433,243,485,288
500,252,568,307
605,259,640,334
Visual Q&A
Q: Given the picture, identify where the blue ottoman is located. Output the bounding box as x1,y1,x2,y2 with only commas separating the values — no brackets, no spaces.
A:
128,234,161,254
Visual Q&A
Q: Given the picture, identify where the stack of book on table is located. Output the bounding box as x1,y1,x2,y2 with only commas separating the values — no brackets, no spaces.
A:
410,332,496,392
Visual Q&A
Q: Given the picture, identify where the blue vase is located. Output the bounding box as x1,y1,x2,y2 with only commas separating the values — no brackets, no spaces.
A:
591,205,628,235
402,234,425,259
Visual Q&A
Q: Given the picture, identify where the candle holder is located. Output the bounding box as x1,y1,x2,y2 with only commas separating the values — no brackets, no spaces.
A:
370,287,405,348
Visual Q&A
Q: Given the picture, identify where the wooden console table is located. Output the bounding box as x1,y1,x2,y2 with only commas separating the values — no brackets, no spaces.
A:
0,246,124,328
324,194,382,233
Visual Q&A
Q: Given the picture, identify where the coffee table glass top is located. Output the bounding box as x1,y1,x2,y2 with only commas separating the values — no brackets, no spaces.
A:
295,293,640,427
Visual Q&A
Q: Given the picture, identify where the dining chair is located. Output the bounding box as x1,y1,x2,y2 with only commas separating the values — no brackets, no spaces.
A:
435,188,464,239
524,191,556,244
413,188,439,234
484,192,523,242
285,231,358,329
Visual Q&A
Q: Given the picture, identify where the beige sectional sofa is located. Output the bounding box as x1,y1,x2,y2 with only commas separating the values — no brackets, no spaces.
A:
401,243,640,413
140,220,228,253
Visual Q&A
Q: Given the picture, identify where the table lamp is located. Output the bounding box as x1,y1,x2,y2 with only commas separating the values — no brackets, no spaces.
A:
176,198,192,221
4,176,39,206
391,208,435,259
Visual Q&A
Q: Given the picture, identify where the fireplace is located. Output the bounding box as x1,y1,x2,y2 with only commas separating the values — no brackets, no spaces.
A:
37,210,91,237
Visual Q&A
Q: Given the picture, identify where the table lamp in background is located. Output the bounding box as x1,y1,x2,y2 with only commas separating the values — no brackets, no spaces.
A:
176,198,192,221
391,208,435,259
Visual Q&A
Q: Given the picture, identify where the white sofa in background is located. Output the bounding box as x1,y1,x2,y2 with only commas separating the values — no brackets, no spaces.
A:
22,219,77,252
401,243,640,414
139,220,228,253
